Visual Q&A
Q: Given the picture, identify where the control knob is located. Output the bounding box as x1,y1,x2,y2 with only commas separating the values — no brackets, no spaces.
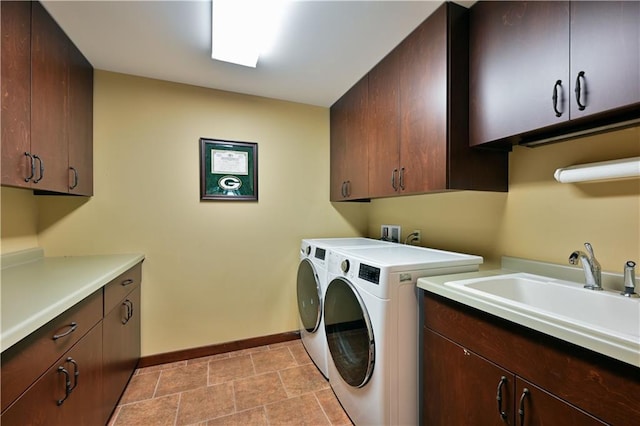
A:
341,259,350,273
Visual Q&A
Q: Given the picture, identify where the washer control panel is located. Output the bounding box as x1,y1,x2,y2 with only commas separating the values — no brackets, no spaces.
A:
358,263,381,285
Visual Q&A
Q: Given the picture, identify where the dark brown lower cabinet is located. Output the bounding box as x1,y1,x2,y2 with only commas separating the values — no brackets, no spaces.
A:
1,262,143,425
424,328,605,425
424,328,513,425
1,324,104,426
422,291,639,425
103,283,141,420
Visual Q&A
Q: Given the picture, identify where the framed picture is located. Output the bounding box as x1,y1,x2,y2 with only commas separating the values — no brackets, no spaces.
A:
199,138,258,201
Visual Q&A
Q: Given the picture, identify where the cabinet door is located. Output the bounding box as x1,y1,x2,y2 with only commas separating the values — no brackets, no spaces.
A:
398,5,448,193
329,76,369,200
570,1,640,118
368,49,400,198
423,329,515,425
1,0,32,188
1,324,103,426
330,93,349,201
469,1,570,146
67,42,93,196
515,377,606,426
103,285,141,421
30,1,69,193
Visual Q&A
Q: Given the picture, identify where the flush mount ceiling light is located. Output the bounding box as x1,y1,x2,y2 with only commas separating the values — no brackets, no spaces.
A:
211,0,290,68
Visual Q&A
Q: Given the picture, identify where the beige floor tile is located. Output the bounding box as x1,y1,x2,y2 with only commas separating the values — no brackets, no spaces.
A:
176,382,235,425
265,393,330,425
315,388,353,425
279,363,330,397
208,354,255,384
187,352,230,365
288,341,314,366
119,370,160,404
206,407,268,425
136,360,187,375
268,340,300,349
110,339,350,426
233,372,288,411
113,394,179,426
227,345,269,357
155,362,208,397
251,346,298,374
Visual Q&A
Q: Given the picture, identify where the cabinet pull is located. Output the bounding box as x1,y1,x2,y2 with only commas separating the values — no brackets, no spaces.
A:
33,154,44,183
391,169,398,190
121,278,134,287
69,166,78,190
399,167,405,190
56,366,71,406
24,152,35,182
341,181,347,198
552,80,563,117
574,71,587,111
345,180,351,198
66,357,79,392
122,300,134,324
52,322,78,340
496,376,508,420
122,301,129,324
518,388,530,426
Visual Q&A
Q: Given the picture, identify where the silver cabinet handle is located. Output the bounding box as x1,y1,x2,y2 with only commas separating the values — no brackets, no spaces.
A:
24,152,35,182
32,154,44,183
52,322,77,340
574,71,587,111
69,166,78,190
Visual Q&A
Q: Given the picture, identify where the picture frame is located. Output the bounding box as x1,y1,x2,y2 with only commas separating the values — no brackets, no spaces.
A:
199,138,258,201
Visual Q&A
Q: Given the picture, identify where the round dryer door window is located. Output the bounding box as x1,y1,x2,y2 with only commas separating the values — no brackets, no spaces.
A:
324,277,375,388
297,258,322,332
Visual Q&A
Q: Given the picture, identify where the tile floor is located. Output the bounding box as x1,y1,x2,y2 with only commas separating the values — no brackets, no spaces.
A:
107,339,353,425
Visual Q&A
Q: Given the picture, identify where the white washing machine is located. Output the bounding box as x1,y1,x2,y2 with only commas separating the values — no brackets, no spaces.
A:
324,245,482,425
297,238,393,378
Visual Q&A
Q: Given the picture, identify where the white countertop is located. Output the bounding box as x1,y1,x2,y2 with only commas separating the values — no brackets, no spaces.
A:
417,257,640,368
1,248,145,351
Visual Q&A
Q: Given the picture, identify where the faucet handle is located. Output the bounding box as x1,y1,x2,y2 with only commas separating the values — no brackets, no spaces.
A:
622,261,638,298
584,242,596,259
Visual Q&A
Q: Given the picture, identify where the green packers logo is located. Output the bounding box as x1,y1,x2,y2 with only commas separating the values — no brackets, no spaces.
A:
218,175,242,190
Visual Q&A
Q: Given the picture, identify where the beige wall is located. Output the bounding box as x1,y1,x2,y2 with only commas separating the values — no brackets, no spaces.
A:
368,126,640,272
1,70,638,357
11,71,368,356
1,187,39,253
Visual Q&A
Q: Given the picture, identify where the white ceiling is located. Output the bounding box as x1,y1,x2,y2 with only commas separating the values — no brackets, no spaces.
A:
42,1,472,108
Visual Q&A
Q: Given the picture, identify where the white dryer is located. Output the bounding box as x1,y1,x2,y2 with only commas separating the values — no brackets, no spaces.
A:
324,245,482,425
297,238,392,378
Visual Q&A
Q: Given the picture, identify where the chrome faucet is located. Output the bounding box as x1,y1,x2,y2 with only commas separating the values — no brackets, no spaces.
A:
569,242,602,290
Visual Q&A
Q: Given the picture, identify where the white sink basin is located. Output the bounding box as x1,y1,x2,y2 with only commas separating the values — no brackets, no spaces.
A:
444,273,640,343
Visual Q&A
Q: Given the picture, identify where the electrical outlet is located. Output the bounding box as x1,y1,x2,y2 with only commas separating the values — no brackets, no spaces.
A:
412,229,421,244
381,225,402,243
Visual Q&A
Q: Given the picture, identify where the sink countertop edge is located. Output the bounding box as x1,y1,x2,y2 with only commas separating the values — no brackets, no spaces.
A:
417,265,640,368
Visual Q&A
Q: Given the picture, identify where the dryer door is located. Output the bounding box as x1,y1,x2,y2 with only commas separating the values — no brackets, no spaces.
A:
297,258,322,332
324,277,375,388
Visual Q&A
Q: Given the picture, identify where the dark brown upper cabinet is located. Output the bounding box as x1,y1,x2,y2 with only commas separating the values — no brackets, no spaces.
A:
330,75,370,201
332,2,508,201
1,1,93,195
1,1,33,188
469,1,640,148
